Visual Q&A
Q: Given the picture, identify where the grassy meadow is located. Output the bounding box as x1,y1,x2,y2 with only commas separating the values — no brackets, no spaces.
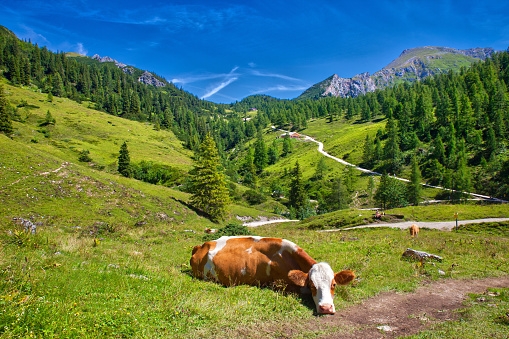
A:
1,82,509,338
2,211,509,338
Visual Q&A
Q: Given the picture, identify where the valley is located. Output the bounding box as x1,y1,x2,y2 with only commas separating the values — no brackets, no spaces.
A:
0,24,508,338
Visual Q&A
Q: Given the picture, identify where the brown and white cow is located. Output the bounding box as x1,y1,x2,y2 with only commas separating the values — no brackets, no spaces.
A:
190,236,355,314
409,224,419,238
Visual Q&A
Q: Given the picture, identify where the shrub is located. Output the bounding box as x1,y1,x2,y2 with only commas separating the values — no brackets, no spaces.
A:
243,189,267,205
202,223,251,241
78,150,92,162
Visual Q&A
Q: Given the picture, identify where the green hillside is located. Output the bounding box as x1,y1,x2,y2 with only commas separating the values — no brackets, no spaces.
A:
383,46,478,69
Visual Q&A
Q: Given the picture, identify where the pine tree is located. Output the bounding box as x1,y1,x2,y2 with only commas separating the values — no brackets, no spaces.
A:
367,176,376,198
267,140,279,165
282,134,292,156
323,176,351,212
241,147,257,187
314,157,327,180
374,174,408,209
190,134,231,221
289,161,306,210
407,156,422,206
0,85,13,135
383,118,402,173
253,133,268,172
117,141,131,177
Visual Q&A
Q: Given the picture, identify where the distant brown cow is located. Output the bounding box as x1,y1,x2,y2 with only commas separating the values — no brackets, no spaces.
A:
409,224,419,238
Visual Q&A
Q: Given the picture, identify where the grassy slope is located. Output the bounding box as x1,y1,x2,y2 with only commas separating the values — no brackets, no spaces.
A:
6,82,192,170
383,46,478,69
1,84,509,338
1,81,277,226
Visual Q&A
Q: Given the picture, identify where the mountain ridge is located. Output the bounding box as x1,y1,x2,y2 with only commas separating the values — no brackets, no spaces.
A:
298,46,499,100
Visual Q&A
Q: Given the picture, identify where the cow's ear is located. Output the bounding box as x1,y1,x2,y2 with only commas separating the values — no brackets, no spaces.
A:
288,270,308,287
334,270,355,285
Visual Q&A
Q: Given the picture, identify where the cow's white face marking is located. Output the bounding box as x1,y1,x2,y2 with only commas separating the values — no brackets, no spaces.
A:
246,247,253,254
308,262,335,314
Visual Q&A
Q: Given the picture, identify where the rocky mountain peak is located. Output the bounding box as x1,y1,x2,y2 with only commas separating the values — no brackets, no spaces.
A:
299,46,499,100
91,54,166,87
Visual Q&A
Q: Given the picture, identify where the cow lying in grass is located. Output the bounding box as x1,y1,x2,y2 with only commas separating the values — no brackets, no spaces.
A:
409,224,419,238
190,236,355,314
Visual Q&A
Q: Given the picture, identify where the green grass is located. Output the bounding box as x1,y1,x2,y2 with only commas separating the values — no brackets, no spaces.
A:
2,80,509,338
388,204,509,222
5,80,193,171
2,214,509,338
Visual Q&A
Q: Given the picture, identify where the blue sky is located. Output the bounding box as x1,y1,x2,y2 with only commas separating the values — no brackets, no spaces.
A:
1,0,508,103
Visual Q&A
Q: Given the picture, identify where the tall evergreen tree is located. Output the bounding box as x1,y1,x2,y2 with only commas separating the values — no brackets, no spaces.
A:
282,133,293,156
190,134,231,221
383,118,402,173
407,156,422,206
117,141,131,177
253,133,268,172
322,176,351,212
267,140,279,165
289,161,307,210
314,157,328,180
0,85,13,135
374,174,408,209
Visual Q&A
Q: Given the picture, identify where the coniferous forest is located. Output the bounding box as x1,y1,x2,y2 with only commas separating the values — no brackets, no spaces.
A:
1,24,509,217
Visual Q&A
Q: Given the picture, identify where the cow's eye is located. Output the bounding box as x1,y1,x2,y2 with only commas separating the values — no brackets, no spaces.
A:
332,282,336,288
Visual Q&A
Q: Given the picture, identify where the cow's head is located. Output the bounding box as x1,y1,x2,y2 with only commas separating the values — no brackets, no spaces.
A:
288,262,355,314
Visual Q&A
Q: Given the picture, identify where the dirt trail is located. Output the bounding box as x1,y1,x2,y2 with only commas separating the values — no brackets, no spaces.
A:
334,218,509,232
315,276,509,338
268,277,509,338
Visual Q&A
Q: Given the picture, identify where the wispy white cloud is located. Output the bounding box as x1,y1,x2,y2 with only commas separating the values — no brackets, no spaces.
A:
19,24,49,44
172,68,240,85
250,70,302,81
250,85,310,95
75,42,87,55
201,77,238,99
200,66,240,99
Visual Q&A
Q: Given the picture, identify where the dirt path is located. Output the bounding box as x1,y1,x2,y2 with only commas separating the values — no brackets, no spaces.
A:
314,276,509,338
319,218,509,232
271,126,507,203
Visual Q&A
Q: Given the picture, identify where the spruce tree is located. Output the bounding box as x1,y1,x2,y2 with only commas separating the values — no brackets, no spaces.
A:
374,174,408,209
267,140,279,165
282,134,292,156
0,85,13,135
314,157,327,180
322,176,350,212
117,141,131,177
289,161,306,210
407,156,422,206
190,134,230,221
253,133,268,172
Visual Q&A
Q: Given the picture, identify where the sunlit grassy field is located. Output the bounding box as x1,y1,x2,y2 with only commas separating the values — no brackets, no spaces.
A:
2,212,509,338
2,82,509,338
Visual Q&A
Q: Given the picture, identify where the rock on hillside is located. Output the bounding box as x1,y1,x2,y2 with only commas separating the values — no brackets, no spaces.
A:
91,54,167,87
299,46,498,99
138,71,166,87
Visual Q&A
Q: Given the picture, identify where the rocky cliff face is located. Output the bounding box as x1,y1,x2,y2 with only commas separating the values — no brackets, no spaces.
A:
299,46,498,99
138,71,166,87
91,54,167,87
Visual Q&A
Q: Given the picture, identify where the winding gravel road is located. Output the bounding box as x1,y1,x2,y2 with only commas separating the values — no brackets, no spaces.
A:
272,126,507,203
